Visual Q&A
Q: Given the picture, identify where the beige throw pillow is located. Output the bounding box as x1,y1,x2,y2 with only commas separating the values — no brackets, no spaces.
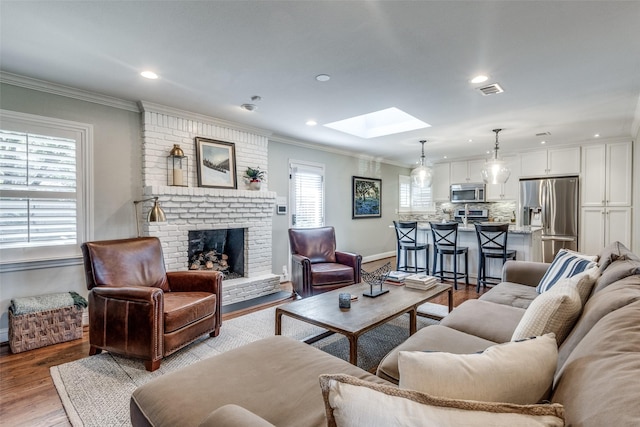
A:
397,334,557,405
566,267,600,304
319,374,564,427
512,280,582,344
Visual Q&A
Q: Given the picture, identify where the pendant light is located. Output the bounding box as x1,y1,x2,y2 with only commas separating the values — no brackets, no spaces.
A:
481,129,511,185
410,140,433,188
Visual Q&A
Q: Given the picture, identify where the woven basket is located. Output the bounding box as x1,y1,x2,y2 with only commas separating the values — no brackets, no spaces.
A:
9,305,83,353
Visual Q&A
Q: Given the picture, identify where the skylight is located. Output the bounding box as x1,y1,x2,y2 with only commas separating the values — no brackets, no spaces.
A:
323,107,431,139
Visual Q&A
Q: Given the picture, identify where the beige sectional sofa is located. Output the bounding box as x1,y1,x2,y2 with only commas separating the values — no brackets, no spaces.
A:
130,242,640,426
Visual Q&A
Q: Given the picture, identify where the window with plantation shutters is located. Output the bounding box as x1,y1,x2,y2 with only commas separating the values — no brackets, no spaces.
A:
399,175,411,212
0,110,92,270
289,161,324,228
399,174,435,212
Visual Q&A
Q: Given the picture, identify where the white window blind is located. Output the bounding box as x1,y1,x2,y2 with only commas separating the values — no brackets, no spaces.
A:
399,174,434,212
399,175,411,212
1,130,77,247
290,161,324,228
0,109,93,270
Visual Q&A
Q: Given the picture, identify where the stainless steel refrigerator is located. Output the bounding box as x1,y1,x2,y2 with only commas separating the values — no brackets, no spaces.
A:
520,176,579,263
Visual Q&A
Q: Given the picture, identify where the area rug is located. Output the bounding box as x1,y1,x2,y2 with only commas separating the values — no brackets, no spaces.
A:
51,305,438,426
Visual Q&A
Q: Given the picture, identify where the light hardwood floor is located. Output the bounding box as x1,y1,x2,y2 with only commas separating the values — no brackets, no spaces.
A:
0,257,486,426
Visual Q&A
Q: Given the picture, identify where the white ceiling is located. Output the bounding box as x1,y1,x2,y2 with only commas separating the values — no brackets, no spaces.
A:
1,1,639,167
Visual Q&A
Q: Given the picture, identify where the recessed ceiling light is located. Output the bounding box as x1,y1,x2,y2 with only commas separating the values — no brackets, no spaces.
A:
470,75,489,84
443,156,448,159
324,107,430,139
140,71,158,79
468,139,473,143
594,133,600,138
316,74,331,82
486,150,491,154
541,140,547,144
306,120,317,126
240,103,257,111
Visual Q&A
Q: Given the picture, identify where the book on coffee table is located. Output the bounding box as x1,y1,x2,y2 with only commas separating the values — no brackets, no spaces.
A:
404,274,438,290
386,271,413,282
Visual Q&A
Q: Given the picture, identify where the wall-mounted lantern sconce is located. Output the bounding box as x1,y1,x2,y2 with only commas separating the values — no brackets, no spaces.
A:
167,144,188,186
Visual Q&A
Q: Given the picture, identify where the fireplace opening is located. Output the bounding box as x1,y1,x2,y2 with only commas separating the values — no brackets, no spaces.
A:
188,229,245,280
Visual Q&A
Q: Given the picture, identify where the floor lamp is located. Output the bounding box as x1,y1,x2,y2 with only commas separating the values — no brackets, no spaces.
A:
133,197,166,237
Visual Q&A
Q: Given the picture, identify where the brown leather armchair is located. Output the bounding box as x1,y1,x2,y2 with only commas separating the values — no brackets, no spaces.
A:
81,237,222,371
288,226,362,298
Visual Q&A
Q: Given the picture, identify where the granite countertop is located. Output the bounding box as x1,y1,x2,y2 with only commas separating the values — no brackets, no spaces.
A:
414,222,542,235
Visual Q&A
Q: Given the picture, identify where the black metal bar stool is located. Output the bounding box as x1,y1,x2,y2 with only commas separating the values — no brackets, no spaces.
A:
474,223,516,292
429,222,468,290
393,221,429,274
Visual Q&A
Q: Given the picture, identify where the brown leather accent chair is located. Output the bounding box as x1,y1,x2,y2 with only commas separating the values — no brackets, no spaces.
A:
81,237,222,371
288,226,362,298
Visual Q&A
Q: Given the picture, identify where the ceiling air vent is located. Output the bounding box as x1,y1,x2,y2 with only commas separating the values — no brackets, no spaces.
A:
536,132,551,137
477,83,504,96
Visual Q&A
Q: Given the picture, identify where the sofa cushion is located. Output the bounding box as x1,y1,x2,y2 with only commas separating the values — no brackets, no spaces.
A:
310,263,355,286
536,249,597,293
198,404,275,427
163,292,217,333
591,258,640,295
398,334,557,405
551,300,640,426
597,241,639,271
557,274,640,372
376,324,497,384
440,299,526,343
512,280,582,344
319,374,565,427
131,336,390,427
479,282,539,309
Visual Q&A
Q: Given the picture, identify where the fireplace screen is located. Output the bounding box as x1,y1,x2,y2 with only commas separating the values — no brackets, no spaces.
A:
188,229,244,279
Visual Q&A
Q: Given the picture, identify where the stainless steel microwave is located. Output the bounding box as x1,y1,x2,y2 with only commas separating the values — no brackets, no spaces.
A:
450,183,486,203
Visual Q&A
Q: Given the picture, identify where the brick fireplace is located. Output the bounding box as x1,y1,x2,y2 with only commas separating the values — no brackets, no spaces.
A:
138,102,281,305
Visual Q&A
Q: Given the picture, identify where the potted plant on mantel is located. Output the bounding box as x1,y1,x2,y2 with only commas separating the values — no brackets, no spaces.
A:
244,166,265,190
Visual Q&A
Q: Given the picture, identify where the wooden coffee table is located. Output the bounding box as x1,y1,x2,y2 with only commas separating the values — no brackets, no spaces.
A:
275,282,452,365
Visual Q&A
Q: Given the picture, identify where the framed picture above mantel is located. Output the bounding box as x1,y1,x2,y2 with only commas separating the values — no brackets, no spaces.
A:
352,176,382,219
195,137,237,189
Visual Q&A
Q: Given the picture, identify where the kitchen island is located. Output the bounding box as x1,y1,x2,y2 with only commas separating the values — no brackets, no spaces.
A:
393,223,542,282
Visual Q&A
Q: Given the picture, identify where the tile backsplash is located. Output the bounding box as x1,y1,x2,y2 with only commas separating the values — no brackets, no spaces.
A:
399,201,517,224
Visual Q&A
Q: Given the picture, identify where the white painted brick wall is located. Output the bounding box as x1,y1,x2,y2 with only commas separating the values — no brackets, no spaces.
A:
140,105,280,305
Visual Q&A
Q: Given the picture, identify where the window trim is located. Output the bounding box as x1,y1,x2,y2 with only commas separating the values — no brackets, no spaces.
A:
0,109,94,271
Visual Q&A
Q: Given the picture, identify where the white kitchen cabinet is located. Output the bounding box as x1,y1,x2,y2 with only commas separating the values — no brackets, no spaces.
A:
450,159,485,183
580,206,632,255
520,146,581,177
581,141,632,207
486,154,520,201
432,162,450,202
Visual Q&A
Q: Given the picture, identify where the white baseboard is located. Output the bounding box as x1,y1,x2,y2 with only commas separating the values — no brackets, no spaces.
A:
362,251,396,264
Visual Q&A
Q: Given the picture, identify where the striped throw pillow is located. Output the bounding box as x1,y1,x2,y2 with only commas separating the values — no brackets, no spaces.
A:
536,249,597,293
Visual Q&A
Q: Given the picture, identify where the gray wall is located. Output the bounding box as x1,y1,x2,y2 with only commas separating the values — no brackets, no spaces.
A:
268,140,409,276
0,84,141,335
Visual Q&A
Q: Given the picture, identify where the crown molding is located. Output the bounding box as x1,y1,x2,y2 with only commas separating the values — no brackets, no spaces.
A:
0,72,140,112
269,134,410,169
138,101,273,138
